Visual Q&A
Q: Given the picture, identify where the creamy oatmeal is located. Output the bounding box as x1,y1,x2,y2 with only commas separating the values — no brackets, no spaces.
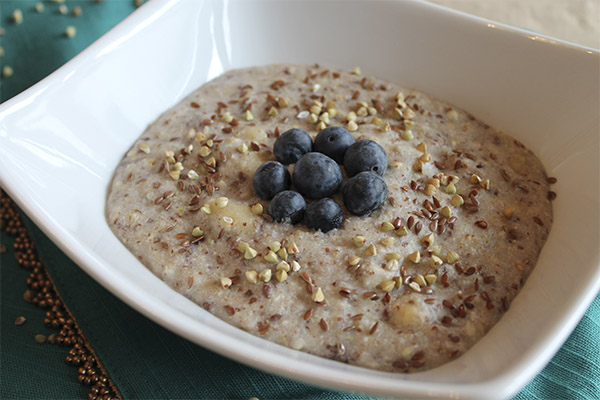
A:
107,64,553,372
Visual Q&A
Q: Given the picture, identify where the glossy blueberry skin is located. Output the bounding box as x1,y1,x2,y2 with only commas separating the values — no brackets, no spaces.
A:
292,152,343,199
343,171,388,216
343,139,388,177
273,128,313,165
268,191,306,224
252,161,291,200
313,126,354,164
304,198,343,233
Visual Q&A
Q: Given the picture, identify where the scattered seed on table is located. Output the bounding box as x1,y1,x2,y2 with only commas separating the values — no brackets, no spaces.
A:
34,334,47,344
14,316,26,326
2,66,13,78
65,26,76,38
13,9,23,24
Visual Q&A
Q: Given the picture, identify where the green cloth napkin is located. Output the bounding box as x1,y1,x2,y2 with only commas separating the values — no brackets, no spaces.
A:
1,2,599,399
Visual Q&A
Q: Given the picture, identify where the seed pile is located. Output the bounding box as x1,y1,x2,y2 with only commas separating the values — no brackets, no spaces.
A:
1,192,122,400
107,64,554,372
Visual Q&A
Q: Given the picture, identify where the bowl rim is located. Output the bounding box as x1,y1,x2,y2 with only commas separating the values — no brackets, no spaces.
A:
0,1,598,399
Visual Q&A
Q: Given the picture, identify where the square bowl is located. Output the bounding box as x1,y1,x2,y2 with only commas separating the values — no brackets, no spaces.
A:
1,0,598,398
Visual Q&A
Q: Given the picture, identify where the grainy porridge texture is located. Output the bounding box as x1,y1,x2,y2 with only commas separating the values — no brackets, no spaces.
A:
107,64,553,372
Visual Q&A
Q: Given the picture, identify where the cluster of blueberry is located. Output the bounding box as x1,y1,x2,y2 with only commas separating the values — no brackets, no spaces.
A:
252,126,388,232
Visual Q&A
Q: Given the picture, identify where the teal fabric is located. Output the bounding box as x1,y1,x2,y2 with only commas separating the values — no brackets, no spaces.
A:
1,2,599,399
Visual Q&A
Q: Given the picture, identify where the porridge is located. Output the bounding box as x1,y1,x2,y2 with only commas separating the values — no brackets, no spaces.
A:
107,64,553,372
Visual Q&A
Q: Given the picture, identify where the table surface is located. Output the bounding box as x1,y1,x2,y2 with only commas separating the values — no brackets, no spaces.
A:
1,1,599,399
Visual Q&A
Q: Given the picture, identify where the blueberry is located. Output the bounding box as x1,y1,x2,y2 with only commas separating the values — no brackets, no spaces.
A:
292,152,343,199
313,126,354,164
304,198,343,233
268,191,306,224
273,128,313,165
343,139,388,177
252,161,291,200
343,171,388,216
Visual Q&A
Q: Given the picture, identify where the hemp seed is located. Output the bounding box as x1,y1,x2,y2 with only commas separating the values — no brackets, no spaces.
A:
276,261,290,272
244,246,258,260
138,143,150,154
200,203,212,214
312,287,325,302
395,226,409,237
187,169,199,179
381,221,395,232
408,282,421,293
440,206,452,218
259,269,272,282
275,269,288,282
386,259,399,271
347,120,358,132
264,250,278,263
425,274,437,286
423,184,436,196
403,108,416,119
245,270,258,284
221,111,233,123
379,237,395,247
407,251,421,263
348,256,361,266
356,106,368,117
250,203,263,215
310,105,322,115
199,146,211,157
220,277,232,289
430,255,444,267
352,235,367,248
290,260,301,272
268,241,281,252
414,274,427,287
450,194,464,207
379,280,396,293
363,243,377,256
215,197,229,208
421,233,435,247
446,251,460,264
445,182,457,194
401,130,414,141
287,241,299,254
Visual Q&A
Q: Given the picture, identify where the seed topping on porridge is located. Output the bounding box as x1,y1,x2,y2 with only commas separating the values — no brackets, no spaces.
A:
107,64,553,373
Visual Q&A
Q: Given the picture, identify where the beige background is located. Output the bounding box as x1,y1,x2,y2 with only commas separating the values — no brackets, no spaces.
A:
428,0,599,49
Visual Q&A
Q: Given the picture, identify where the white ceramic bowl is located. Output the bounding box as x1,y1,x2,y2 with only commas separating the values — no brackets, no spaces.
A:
1,1,598,398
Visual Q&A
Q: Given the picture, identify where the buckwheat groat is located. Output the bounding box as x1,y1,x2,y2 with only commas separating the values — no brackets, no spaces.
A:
107,64,553,372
